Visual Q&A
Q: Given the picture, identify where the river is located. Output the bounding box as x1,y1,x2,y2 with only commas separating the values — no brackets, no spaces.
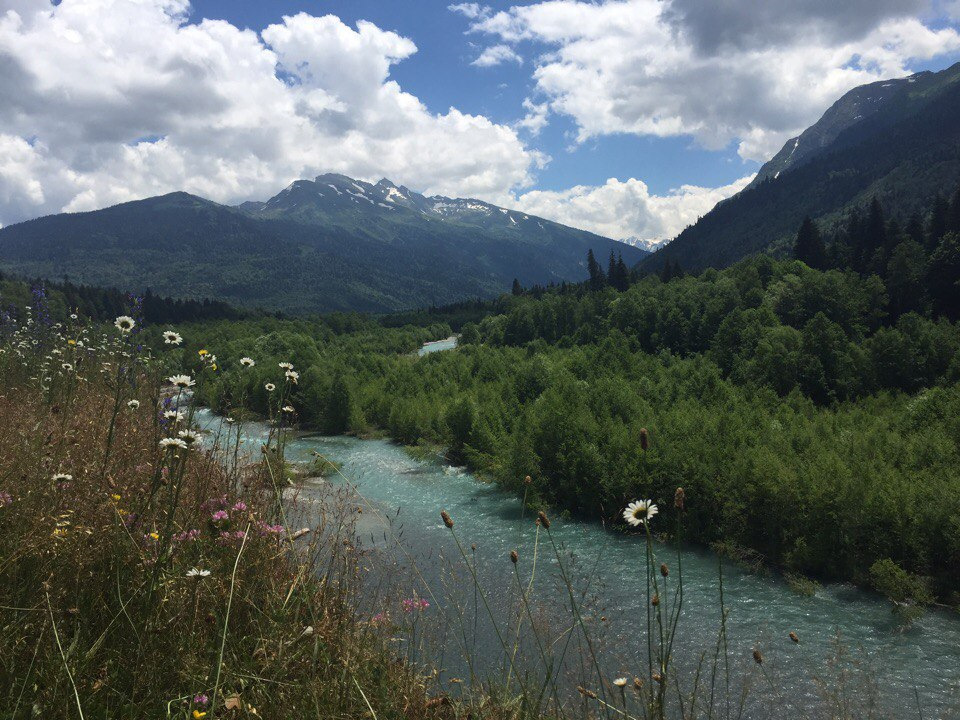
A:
194,403,960,719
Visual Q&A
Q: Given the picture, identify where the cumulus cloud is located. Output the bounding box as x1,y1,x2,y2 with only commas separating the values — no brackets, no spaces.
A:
511,174,755,243
471,43,523,66
0,0,540,225
463,0,960,160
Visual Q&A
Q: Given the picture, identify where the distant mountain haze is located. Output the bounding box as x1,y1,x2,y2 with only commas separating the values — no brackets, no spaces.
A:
0,174,646,313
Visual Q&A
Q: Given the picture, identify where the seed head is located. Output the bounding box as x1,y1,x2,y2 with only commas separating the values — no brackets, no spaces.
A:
789,631,799,644
651,593,660,606
753,649,763,665
674,486,686,511
652,672,664,685
576,686,598,700
660,563,669,577
524,475,532,485
440,510,454,529
639,427,650,451
537,510,551,528
510,550,518,564
633,677,644,692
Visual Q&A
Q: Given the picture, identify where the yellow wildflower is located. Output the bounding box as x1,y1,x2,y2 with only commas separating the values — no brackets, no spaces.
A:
149,532,159,541
111,494,121,501
198,349,208,356
192,712,207,719
67,339,77,346
210,364,217,371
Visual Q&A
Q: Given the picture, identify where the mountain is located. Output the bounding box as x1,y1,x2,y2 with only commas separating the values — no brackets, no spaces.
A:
642,62,960,273
0,175,645,313
622,236,671,253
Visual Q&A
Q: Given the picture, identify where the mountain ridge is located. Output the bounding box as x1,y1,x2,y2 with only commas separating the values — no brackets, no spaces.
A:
0,177,646,314
642,61,960,273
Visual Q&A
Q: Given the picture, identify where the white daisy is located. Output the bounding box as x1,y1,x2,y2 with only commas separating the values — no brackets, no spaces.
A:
284,370,299,384
613,677,628,688
162,330,183,345
61,363,73,371
186,567,211,578
164,410,184,423
127,399,140,409
264,383,276,392
168,374,195,389
278,362,294,370
177,429,202,444
70,313,78,320
159,437,188,450
52,473,73,482
114,315,135,333
623,499,659,527
282,405,295,413
240,357,255,368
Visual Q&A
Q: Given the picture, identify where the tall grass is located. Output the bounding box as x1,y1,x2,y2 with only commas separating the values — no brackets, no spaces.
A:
0,303,947,719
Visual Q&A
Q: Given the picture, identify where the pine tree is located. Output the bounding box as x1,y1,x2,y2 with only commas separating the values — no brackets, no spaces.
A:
586,249,606,291
511,278,522,295
794,217,827,269
607,250,617,287
928,194,949,250
660,259,674,282
614,253,630,291
948,185,960,235
928,232,960,319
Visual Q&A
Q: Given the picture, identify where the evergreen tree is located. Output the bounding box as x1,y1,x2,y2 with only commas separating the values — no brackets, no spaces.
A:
928,194,949,250
607,250,618,287
794,217,827,269
660,259,674,282
586,249,606,291
511,278,522,296
613,253,630,291
864,197,886,258
928,231,960,319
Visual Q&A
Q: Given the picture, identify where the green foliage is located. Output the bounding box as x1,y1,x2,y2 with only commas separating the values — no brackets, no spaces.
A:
869,558,934,606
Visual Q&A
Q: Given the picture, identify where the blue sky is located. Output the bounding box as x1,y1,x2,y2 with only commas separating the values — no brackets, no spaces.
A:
191,0,756,196
2,0,960,241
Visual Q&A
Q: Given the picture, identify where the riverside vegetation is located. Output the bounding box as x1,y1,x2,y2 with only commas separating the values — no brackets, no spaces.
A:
0,286,956,718
183,197,960,608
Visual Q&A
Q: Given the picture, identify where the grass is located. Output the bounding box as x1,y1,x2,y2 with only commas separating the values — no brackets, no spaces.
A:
0,311,455,719
0,303,953,719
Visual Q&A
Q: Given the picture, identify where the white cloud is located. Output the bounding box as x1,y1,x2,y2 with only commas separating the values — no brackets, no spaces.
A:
465,0,960,161
516,99,549,135
471,43,523,66
511,174,755,243
0,0,540,225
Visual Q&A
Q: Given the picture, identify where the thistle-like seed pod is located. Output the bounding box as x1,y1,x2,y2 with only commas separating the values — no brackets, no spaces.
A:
510,550,518,564
660,563,669,577
441,510,454,529
674,487,686,511
633,677,644,692
753,649,763,665
651,593,660,606
639,427,650,451
789,631,800,643
652,672,664,685
524,475,532,485
538,510,551,528
576,686,598,700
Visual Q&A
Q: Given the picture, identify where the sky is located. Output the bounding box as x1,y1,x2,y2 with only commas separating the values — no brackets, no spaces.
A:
2,0,960,243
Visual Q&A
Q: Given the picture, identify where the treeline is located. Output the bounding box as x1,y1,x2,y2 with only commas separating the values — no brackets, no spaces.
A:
0,272,253,324
481,254,959,404
188,256,960,601
792,187,960,320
